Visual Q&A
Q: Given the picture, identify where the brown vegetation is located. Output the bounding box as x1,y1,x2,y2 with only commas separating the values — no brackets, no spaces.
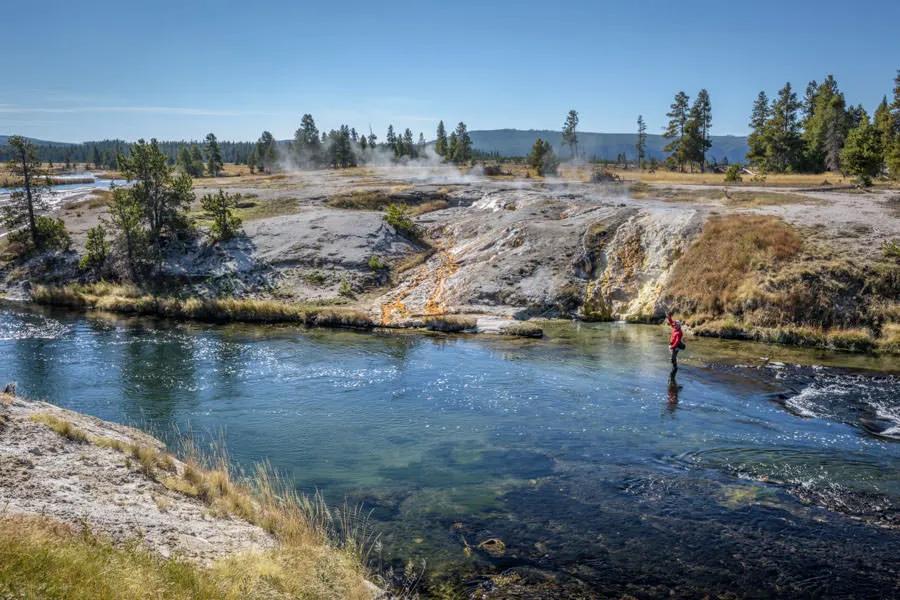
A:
424,315,477,332
665,215,802,315
31,283,374,329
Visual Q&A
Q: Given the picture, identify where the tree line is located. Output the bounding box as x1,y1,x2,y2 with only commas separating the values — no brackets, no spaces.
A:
745,72,900,183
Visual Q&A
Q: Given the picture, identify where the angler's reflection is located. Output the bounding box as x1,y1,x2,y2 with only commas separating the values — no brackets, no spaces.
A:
666,377,682,413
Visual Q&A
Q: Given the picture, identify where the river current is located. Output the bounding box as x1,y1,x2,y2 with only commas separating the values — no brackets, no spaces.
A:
1,303,898,598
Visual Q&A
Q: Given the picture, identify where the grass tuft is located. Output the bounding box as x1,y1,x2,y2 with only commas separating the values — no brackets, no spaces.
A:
30,413,89,443
31,284,374,330
424,315,477,333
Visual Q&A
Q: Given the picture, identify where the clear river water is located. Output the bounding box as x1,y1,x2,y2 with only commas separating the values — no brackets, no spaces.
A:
1,302,898,598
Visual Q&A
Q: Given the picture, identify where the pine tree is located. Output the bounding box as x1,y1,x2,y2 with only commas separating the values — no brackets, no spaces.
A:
841,115,883,186
766,82,803,172
189,145,204,176
293,114,321,167
562,110,579,159
105,187,145,280
402,129,415,158
385,125,397,158
200,189,242,241
873,97,893,154
528,138,559,176
256,131,277,173
802,80,819,127
636,115,647,169
359,135,368,152
177,146,201,177
79,224,109,275
367,131,377,150
204,133,223,177
892,70,900,137
823,95,848,172
663,91,690,171
447,132,458,161
746,91,770,169
435,121,448,157
692,89,712,171
117,139,194,257
451,122,472,163
2,136,47,248
801,75,847,172
417,132,426,155
91,146,101,170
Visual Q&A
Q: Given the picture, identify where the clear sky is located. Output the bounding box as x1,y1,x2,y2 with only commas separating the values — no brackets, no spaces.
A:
3,0,898,143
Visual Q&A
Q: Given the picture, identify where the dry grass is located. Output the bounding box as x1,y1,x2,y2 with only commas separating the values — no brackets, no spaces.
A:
499,322,544,338
21,414,376,598
666,215,802,315
0,514,372,600
31,284,374,330
327,190,395,210
878,323,900,353
30,412,89,443
608,168,862,187
232,196,301,221
407,199,449,216
692,318,895,353
424,315,477,332
628,184,816,206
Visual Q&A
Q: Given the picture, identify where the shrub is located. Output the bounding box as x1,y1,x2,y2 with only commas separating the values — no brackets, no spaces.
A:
883,240,900,261
8,216,71,254
79,225,109,274
200,189,242,242
367,255,387,271
724,164,743,183
384,203,420,239
338,279,354,298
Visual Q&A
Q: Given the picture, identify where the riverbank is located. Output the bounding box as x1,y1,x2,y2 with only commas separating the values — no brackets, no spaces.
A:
0,389,379,599
2,166,898,353
27,282,545,338
23,281,898,354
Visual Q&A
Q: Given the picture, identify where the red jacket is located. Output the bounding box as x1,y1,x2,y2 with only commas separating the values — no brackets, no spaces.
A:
667,316,683,349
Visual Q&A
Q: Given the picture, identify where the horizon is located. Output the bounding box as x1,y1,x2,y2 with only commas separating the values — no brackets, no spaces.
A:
3,0,899,143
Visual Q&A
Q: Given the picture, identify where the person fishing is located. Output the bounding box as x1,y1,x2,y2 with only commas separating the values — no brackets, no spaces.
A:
666,311,685,379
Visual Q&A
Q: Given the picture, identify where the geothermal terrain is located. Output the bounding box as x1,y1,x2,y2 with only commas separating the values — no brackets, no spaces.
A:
3,165,899,343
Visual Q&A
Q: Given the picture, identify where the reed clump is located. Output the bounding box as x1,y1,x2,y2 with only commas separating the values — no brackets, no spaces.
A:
424,315,477,332
31,283,374,330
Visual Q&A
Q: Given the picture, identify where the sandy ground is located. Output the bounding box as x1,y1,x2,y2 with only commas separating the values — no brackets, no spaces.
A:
0,393,275,565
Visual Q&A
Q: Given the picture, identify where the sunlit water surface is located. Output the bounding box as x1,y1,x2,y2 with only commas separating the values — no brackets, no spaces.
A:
1,303,898,598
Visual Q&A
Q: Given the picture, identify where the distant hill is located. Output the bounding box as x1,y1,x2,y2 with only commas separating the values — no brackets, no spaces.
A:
469,129,749,164
0,135,73,147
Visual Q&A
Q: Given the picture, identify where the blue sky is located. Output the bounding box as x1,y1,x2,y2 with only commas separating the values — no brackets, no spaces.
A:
3,0,898,142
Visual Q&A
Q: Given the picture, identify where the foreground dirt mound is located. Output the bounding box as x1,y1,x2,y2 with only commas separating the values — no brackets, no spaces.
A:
0,394,274,564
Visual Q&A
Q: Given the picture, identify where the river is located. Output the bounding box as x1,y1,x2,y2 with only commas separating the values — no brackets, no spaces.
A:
1,302,898,598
